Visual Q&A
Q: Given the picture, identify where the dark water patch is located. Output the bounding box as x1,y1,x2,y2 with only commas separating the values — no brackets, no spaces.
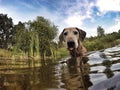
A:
60,61,92,90
0,63,64,90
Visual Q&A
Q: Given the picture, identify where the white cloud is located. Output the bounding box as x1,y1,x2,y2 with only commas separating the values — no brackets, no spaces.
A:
64,14,84,27
83,27,97,37
96,0,120,12
0,4,61,25
106,21,120,33
0,5,36,24
61,0,95,30
106,16,120,33
115,17,120,22
86,21,120,37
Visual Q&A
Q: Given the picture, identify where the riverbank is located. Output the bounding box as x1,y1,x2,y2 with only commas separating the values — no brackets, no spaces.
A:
0,47,69,70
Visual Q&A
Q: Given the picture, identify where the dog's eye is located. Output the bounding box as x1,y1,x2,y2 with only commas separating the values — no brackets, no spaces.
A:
64,32,68,36
74,31,78,35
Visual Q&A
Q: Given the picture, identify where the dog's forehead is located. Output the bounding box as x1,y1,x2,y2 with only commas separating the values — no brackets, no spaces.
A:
64,27,78,32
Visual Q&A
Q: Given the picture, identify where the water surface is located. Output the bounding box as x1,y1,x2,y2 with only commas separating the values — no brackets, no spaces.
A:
0,46,120,90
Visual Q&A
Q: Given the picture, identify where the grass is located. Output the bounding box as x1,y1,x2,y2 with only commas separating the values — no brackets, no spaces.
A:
0,47,69,61
0,49,29,60
0,49,13,57
56,47,69,58
0,49,41,69
83,39,120,51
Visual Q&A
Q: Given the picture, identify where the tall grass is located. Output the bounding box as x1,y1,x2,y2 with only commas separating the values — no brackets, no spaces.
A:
0,49,12,57
29,33,34,57
28,32,42,67
35,33,40,58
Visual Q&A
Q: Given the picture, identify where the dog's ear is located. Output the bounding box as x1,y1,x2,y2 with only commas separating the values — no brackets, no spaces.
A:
59,29,65,42
75,27,86,41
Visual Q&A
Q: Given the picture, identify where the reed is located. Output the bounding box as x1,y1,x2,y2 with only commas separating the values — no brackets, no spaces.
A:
29,33,34,57
34,33,40,60
50,47,54,59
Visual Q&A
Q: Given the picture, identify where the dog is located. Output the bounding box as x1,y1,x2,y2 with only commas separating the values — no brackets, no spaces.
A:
59,27,87,72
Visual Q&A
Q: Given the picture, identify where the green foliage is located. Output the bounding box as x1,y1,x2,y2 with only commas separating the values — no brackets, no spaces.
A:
0,14,14,49
30,16,58,40
56,47,69,58
13,22,31,53
1,13,120,60
0,14,58,60
12,16,58,59
84,30,120,51
97,26,105,37
29,16,58,57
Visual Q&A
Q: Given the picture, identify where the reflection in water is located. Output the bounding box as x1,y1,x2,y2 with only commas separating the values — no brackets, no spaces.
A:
102,60,114,78
89,46,120,90
61,57,92,90
0,62,63,90
0,74,32,90
0,57,93,90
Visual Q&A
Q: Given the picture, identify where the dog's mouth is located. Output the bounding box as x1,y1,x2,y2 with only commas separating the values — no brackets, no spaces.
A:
67,41,75,51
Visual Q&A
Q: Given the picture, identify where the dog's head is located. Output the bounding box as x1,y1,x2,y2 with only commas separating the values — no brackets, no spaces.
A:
59,27,86,51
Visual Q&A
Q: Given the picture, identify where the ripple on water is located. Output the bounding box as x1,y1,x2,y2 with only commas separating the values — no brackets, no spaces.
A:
104,46,120,52
89,46,120,90
89,73,120,90
88,51,106,65
111,63,120,71
109,57,120,61
89,73,107,85
90,66,106,73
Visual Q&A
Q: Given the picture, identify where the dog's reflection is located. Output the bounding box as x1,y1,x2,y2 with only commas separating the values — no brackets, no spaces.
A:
61,57,92,90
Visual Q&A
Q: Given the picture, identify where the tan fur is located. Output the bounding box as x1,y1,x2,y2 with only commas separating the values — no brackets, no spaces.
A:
59,27,87,56
59,27,87,72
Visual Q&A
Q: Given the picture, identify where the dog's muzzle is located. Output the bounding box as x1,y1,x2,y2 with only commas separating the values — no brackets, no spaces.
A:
67,41,75,51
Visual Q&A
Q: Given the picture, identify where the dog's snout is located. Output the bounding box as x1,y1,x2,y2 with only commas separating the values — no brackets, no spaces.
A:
67,41,75,48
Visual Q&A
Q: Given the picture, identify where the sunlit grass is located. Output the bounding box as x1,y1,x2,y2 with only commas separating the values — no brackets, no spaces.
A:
56,47,69,58
0,49,13,57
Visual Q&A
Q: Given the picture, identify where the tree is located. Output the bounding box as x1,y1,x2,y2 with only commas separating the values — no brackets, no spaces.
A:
30,16,58,56
0,14,13,49
13,22,31,53
97,26,105,37
13,17,58,58
118,29,120,33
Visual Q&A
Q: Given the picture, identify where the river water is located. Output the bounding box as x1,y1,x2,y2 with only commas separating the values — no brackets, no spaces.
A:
0,45,120,90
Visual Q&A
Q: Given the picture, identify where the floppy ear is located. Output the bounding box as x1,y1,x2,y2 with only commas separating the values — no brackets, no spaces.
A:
59,29,65,42
75,27,86,41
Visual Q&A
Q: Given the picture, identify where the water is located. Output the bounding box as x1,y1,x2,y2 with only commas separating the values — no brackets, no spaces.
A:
0,45,120,90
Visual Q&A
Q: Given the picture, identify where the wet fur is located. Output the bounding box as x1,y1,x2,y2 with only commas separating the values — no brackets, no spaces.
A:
59,27,87,72
69,40,86,57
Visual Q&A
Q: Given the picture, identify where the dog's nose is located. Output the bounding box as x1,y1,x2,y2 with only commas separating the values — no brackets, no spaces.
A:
67,41,75,48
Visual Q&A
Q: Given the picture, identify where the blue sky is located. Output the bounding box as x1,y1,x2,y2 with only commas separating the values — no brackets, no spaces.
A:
0,0,120,37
